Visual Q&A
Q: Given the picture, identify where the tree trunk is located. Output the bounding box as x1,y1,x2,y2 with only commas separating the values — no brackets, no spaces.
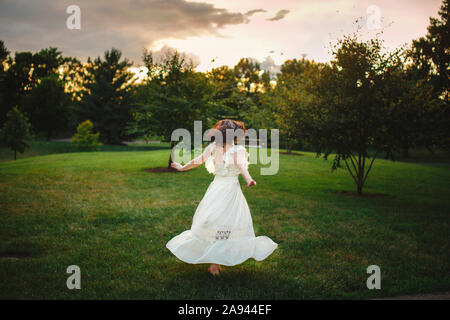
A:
346,152,378,197
357,183,363,196
286,141,292,154
14,149,17,160
356,153,364,196
168,141,176,168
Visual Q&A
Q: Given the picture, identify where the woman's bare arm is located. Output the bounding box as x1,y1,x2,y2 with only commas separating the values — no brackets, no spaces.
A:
171,143,214,172
234,148,256,187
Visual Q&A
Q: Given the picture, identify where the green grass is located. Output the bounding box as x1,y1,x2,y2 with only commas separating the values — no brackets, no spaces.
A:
0,141,449,299
0,139,171,162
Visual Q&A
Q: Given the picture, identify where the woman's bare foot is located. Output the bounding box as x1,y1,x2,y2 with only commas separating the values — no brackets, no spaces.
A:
208,264,221,276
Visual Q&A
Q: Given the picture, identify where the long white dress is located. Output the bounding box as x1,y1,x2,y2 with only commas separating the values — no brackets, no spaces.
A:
166,143,278,266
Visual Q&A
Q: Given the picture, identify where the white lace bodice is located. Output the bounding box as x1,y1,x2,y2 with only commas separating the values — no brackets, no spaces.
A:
205,143,249,177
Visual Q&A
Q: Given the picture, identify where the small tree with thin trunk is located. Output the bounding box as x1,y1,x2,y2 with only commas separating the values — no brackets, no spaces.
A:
0,106,33,160
307,34,404,195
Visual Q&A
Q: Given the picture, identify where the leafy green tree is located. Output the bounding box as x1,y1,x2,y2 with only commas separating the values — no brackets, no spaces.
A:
383,62,439,158
78,48,135,145
32,47,65,80
410,0,449,149
59,57,85,102
0,47,66,125
58,57,86,135
23,75,70,140
308,35,404,195
207,65,253,124
71,120,102,151
1,51,35,121
0,41,10,121
0,40,9,74
266,58,321,153
234,58,262,97
0,106,33,160
133,49,213,167
260,70,273,93
410,0,449,99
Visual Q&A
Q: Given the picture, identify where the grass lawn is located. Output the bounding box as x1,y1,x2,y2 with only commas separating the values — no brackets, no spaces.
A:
0,141,449,299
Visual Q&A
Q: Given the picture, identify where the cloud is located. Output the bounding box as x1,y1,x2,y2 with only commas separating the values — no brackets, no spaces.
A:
0,0,257,64
145,43,201,68
267,9,290,21
259,56,281,78
245,9,267,16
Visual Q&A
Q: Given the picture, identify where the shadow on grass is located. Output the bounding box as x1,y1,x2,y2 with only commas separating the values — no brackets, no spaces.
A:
163,262,295,299
0,252,31,260
332,190,388,198
0,241,43,259
99,144,170,152
280,152,304,156
377,149,450,165
143,167,177,173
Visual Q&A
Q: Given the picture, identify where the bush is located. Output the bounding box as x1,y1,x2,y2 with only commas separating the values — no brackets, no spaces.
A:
71,120,102,151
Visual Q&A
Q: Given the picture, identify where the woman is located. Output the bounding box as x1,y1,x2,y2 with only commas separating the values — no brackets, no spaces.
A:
167,119,277,276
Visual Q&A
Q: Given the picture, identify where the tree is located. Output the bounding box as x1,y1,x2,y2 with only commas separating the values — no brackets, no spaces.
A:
260,70,273,93
59,56,85,102
78,48,135,144
268,58,322,153
59,57,86,135
1,51,35,122
23,75,70,140
234,58,280,132
0,40,9,74
308,35,405,195
409,0,449,149
32,47,65,80
383,59,439,158
234,58,262,97
133,49,213,167
410,0,449,99
0,41,10,121
71,120,102,151
0,47,66,125
0,106,33,160
207,65,254,124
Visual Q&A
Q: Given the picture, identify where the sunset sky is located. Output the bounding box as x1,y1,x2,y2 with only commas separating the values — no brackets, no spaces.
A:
0,0,444,73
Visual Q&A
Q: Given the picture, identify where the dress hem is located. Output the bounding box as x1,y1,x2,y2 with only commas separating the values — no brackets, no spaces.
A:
166,231,278,267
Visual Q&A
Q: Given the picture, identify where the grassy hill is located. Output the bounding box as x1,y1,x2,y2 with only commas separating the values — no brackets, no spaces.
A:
0,141,449,299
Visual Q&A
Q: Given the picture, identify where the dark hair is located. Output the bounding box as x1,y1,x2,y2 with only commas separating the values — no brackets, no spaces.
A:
209,119,246,146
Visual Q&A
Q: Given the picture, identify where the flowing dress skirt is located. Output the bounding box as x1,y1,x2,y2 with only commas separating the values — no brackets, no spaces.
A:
166,175,278,266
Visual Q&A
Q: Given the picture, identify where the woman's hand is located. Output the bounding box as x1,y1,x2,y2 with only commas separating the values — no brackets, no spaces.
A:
247,179,256,187
171,162,184,172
